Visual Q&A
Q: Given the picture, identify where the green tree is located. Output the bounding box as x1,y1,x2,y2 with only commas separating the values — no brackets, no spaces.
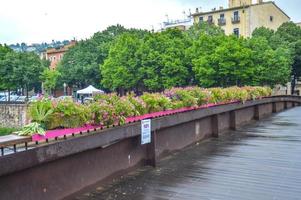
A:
252,27,275,40
40,69,61,95
0,49,46,98
193,35,255,87
58,25,142,89
101,32,144,95
276,22,301,93
186,22,225,40
136,29,190,92
13,52,46,95
0,44,13,90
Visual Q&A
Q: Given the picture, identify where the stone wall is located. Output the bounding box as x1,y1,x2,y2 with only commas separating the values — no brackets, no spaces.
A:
0,103,27,128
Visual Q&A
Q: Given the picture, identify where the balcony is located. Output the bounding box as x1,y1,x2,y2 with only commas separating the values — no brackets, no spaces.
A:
207,19,214,25
232,16,240,24
218,18,226,26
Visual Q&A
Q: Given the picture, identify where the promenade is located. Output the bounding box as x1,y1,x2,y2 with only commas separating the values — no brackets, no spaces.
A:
74,107,301,200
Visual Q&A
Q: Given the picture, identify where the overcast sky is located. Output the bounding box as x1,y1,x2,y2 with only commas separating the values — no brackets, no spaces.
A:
0,0,300,44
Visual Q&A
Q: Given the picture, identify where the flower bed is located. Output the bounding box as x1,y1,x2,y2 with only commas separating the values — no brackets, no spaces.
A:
18,86,272,138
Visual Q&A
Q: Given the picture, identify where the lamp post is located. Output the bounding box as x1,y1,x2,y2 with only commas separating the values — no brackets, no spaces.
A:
63,83,67,96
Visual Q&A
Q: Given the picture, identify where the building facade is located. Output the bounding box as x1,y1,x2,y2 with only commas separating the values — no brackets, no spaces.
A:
45,41,76,70
192,0,290,37
160,17,193,31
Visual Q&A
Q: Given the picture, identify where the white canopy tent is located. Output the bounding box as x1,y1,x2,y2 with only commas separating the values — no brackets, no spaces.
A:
76,85,104,95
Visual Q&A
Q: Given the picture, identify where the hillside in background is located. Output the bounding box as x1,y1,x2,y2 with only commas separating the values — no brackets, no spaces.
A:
9,40,71,54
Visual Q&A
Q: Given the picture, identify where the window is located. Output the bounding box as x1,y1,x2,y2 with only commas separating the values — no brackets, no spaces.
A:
208,15,213,23
232,11,240,23
270,16,274,22
199,16,204,22
219,13,226,25
233,28,239,37
234,11,239,20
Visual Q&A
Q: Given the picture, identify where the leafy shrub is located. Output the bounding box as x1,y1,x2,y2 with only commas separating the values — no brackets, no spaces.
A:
28,98,53,128
125,94,147,116
89,102,122,126
52,100,89,128
0,127,19,136
25,86,272,132
165,88,198,107
184,87,211,106
141,93,171,113
17,122,45,136
208,88,226,103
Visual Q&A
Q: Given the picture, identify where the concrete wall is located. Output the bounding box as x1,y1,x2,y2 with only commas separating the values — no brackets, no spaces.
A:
0,96,300,200
249,2,290,35
0,103,27,128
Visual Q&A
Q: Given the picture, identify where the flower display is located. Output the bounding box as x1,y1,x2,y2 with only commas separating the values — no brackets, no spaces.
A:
24,86,273,135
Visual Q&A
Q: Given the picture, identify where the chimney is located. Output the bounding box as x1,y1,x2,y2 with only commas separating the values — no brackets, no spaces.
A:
196,8,199,13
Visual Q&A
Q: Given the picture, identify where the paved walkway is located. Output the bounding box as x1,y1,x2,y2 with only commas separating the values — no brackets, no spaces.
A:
74,107,301,200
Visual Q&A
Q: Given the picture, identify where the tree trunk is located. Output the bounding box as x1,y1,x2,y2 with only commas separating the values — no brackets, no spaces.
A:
291,75,296,95
8,88,10,102
26,84,29,99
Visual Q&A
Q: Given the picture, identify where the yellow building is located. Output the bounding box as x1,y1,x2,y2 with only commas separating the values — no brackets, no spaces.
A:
192,0,290,37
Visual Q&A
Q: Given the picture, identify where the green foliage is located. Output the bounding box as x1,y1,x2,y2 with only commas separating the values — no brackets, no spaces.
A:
140,29,191,90
140,93,171,113
88,102,121,126
186,22,225,39
125,94,147,116
17,122,45,136
101,32,144,93
0,47,47,93
40,68,61,95
58,25,148,89
252,27,275,40
276,22,301,44
50,100,89,129
274,22,301,93
24,86,272,132
28,98,53,126
28,98,89,130
0,127,19,136
191,35,255,87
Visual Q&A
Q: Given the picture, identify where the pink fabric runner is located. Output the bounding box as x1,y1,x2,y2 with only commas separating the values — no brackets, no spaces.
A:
32,101,239,142
32,124,102,141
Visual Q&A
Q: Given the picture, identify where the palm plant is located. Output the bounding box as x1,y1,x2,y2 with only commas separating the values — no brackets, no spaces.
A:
28,99,53,126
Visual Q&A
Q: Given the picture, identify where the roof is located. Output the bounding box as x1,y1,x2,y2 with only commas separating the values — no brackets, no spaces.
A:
46,41,76,55
191,1,290,19
77,85,104,95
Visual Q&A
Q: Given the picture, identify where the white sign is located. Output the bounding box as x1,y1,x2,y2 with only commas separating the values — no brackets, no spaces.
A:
141,119,151,145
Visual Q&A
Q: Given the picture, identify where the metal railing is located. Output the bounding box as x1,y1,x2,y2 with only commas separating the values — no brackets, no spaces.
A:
218,18,226,26
232,16,240,23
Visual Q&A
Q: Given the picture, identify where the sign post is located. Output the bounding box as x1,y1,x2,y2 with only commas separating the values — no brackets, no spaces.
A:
141,119,151,145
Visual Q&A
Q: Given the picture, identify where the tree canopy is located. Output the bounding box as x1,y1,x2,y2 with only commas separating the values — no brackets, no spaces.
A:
0,46,47,94
2,22,299,96
98,23,295,94
58,25,149,89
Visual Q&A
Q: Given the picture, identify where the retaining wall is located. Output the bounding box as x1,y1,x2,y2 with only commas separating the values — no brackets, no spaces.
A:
0,103,27,128
0,96,300,200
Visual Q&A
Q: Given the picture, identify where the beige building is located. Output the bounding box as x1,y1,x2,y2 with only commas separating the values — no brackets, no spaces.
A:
192,0,290,37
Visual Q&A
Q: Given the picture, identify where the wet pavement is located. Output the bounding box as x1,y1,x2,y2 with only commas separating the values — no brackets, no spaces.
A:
74,107,301,200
